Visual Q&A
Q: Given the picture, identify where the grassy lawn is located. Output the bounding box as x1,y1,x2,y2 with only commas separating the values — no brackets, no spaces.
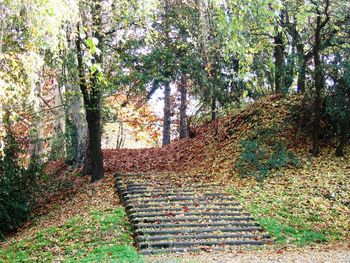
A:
0,207,142,262
229,150,349,246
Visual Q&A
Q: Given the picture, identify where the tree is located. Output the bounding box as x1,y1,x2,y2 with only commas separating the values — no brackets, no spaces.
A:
178,75,188,139
75,0,105,181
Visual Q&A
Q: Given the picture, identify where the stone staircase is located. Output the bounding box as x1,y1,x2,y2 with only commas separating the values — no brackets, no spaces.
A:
115,173,272,255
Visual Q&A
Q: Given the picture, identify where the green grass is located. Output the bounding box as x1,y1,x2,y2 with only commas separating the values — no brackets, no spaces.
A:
254,216,328,245
0,207,142,262
229,187,342,246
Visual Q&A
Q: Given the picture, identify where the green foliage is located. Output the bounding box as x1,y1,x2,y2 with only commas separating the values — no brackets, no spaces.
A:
65,117,78,163
49,130,66,161
0,131,37,238
0,208,142,262
236,126,301,180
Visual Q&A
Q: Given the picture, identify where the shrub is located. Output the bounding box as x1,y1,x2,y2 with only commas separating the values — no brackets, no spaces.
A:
0,130,38,239
236,139,301,181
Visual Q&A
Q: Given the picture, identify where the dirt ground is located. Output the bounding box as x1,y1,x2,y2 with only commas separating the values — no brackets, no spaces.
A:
144,243,350,263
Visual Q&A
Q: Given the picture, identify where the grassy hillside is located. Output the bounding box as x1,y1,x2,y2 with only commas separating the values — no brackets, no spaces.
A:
0,174,141,262
105,94,350,244
1,95,348,262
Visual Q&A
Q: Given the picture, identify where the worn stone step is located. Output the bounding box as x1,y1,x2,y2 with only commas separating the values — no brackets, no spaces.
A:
136,233,271,242
126,183,221,189
129,206,243,214
132,216,254,224
135,221,259,230
131,211,250,219
126,192,196,199
115,174,272,254
136,226,264,236
140,247,202,255
139,239,267,250
125,188,226,195
126,201,241,210
127,190,225,197
126,186,149,191
125,196,236,204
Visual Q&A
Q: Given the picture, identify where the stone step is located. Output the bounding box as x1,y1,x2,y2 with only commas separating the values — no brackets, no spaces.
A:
125,188,226,195
136,233,271,242
135,221,259,230
126,185,222,191
140,247,202,255
125,192,196,199
135,226,264,236
139,239,267,250
115,174,272,254
132,216,254,224
129,206,244,214
126,200,241,209
130,211,250,219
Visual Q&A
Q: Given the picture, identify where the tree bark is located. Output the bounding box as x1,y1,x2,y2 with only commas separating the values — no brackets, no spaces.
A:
335,119,349,157
296,43,306,93
211,94,216,121
179,76,187,139
274,31,285,94
68,84,88,167
49,83,65,161
162,81,171,146
85,99,104,181
76,15,104,181
311,1,330,156
311,26,322,156
29,81,43,166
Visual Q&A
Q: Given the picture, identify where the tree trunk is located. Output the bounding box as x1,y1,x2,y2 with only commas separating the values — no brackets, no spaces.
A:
179,76,187,139
297,43,306,93
211,94,216,121
311,18,323,156
29,81,43,166
162,81,171,146
274,31,285,94
76,19,104,181
71,85,88,166
311,2,330,156
311,0,330,156
61,33,88,167
49,83,65,161
85,99,104,181
335,119,349,157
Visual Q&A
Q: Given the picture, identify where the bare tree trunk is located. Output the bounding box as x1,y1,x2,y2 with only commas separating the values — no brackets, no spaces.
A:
76,9,104,181
68,84,89,167
335,119,349,157
297,43,306,93
274,31,285,94
29,82,43,166
85,99,104,181
311,1,330,156
311,33,322,156
49,83,65,161
211,94,216,121
179,76,187,139
162,81,171,146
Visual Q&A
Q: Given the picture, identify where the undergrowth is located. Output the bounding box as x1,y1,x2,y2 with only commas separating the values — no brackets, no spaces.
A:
236,140,301,181
236,124,301,181
0,208,141,262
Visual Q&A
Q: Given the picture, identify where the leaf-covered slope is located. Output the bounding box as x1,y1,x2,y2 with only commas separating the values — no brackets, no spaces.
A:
104,94,305,176
104,94,350,242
